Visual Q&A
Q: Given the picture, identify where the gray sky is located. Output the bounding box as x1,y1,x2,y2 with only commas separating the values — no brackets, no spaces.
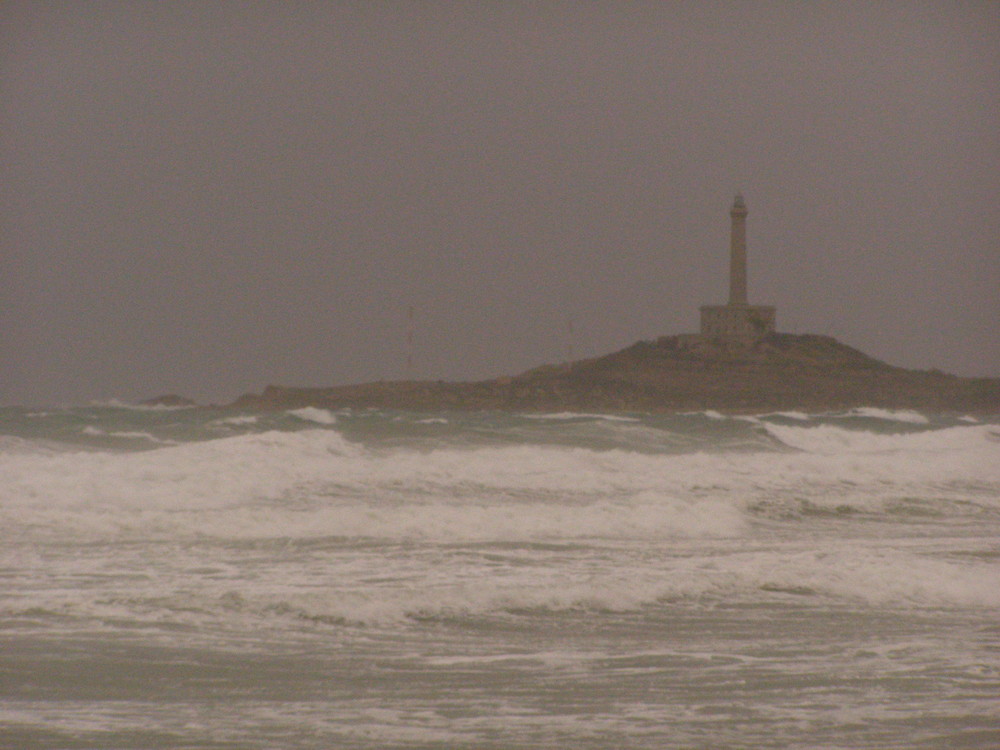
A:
2,1,998,406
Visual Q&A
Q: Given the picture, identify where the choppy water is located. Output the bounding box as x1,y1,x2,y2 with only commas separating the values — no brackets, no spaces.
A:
2,404,999,748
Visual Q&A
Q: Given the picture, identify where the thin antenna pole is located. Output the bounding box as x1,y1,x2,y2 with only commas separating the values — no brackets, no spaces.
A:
406,306,414,378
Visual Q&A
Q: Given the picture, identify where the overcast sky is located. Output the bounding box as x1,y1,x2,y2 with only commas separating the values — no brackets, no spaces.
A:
2,1,998,406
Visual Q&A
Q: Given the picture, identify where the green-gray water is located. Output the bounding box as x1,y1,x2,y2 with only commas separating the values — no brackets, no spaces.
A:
3,405,998,748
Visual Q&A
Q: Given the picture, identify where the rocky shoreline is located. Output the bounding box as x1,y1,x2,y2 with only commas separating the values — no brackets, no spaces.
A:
225,333,1000,414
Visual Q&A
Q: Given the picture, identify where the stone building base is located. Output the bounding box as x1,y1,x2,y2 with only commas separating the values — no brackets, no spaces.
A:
700,304,776,343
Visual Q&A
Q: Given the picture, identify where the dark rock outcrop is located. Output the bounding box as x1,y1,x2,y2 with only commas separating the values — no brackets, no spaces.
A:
230,334,1000,414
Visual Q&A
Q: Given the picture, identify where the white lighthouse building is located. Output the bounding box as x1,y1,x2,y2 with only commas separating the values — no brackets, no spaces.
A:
699,194,776,342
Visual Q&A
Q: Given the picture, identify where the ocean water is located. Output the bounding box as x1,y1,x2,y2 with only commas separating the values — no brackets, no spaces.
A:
2,404,999,749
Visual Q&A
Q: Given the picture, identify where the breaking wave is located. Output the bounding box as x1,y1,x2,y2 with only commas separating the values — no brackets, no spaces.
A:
2,412,998,549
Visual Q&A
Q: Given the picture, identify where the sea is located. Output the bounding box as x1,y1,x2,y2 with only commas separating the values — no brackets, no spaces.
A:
1,403,998,749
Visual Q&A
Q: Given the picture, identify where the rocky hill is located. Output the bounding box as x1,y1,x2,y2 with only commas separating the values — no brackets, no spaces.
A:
230,333,1000,414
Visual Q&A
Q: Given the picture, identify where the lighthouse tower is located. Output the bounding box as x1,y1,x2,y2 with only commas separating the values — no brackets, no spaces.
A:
699,194,776,343
728,193,748,305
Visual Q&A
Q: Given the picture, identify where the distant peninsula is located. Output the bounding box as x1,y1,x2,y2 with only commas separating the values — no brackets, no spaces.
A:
222,195,998,414
229,333,1000,414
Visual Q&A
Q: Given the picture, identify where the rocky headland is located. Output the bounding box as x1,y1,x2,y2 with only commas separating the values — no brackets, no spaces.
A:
229,333,1000,414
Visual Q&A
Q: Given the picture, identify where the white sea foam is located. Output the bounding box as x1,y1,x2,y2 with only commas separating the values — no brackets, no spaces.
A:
21,538,993,630
82,426,168,442
5,406,999,748
4,421,998,550
0,430,361,525
213,415,259,426
0,435,69,456
717,544,1000,609
88,398,192,411
841,407,930,424
679,410,728,419
218,494,743,543
289,407,338,424
762,421,998,458
7,540,997,634
521,412,641,422
87,398,135,408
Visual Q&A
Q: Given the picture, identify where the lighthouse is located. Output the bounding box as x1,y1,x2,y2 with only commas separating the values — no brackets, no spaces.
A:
699,194,776,343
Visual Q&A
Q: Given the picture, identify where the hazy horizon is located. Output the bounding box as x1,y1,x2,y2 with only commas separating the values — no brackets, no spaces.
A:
3,1,998,406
